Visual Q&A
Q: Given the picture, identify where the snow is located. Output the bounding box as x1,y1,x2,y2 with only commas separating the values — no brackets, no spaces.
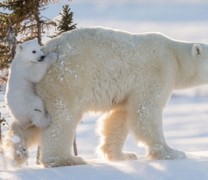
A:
1,153,208,180
1,0,208,179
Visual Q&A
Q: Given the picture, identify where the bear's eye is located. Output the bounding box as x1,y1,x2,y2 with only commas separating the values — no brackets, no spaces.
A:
32,50,36,54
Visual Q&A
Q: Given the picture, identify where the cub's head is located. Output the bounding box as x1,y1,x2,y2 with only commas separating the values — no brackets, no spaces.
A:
16,39,45,63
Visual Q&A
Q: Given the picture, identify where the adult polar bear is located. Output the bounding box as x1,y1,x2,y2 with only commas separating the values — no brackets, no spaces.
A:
36,27,207,167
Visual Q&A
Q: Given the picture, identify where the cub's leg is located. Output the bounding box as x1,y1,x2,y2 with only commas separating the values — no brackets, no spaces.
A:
127,97,186,160
3,123,28,166
30,97,51,128
98,108,137,161
3,122,40,166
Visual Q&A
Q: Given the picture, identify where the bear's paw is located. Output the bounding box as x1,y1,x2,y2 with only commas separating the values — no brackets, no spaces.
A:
42,156,86,167
148,145,186,160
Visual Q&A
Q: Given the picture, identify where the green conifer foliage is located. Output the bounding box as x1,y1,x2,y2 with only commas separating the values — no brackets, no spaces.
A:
57,5,77,34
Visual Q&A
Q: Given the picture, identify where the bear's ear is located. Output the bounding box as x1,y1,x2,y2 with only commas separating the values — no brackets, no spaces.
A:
192,44,202,57
16,44,23,53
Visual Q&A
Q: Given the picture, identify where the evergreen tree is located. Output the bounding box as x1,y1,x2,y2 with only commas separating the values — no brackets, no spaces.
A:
57,4,77,34
0,21,11,71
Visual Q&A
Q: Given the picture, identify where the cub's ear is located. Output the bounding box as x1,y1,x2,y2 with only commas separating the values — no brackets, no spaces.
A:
192,44,202,57
16,44,23,53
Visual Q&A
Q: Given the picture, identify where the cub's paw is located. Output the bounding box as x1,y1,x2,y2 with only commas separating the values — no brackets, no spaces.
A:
46,52,58,63
14,145,29,165
32,114,51,129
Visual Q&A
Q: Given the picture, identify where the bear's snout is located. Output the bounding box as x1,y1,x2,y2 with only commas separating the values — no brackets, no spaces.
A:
38,55,45,62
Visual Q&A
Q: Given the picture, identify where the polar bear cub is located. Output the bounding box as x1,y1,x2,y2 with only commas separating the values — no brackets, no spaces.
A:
4,39,57,165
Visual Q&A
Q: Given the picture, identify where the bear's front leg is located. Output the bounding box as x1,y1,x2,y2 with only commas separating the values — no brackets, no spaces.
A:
40,99,86,167
128,100,186,160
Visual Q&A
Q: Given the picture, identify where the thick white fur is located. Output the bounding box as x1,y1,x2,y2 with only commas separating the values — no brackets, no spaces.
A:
4,39,57,165
36,27,208,167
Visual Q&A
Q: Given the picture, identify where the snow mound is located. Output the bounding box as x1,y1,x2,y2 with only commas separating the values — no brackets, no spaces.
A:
1,152,208,180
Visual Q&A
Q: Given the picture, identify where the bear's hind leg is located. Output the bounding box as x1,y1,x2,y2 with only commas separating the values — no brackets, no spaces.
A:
128,100,186,160
98,108,137,161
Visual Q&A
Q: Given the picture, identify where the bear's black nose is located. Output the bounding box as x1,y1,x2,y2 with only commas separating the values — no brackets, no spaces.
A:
41,55,45,60
38,55,45,62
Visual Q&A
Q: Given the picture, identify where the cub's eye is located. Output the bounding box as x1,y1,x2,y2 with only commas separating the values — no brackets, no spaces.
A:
32,50,36,54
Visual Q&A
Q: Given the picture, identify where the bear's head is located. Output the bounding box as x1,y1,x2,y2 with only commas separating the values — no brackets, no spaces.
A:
191,43,208,84
16,39,45,64
192,44,203,57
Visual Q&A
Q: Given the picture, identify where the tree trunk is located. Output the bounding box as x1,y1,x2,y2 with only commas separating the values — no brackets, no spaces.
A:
34,0,42,45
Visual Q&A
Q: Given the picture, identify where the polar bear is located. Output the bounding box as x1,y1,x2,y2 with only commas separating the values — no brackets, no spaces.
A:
4,39,57,165
36,27,208,167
